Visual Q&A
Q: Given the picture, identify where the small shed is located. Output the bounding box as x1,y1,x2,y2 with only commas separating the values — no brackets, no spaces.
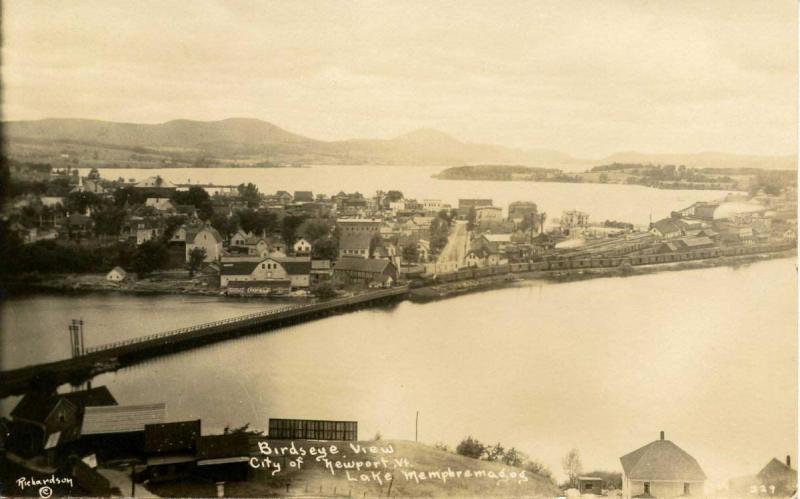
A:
106,266,128,282
578,476,604,495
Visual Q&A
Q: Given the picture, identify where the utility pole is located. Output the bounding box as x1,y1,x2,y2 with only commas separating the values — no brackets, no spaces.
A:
415,411,419,442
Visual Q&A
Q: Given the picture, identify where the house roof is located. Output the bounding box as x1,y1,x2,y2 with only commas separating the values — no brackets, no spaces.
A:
339,232,374,251
757,458,797,482
135,176,177,189
335,257,395,273
187,226,223,244
652,219,682,235
620,438,706,481
81,403,166,435
274,256,311,275
294,191,314,201
677,236,714,248
482,234,512,243
220,261,259,276
108,266,127,277
144,420,201,454
11,386,118,423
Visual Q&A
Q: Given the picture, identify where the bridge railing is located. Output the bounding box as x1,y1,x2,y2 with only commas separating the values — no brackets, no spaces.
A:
81,286,409,355
83,304,299,354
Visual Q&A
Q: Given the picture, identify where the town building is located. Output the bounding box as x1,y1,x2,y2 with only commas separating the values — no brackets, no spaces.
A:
145,198,177,212
337,218,382,236
339,232,374,259
134,176,178,194
475,206,503,228
220,256,311,289
310,259,333,284
650,218,683,239
106,267,128,282
620,431,706,498
561,210,590,230
508,201,538,222
333,258,398,285
730,456,797,497
755,457,797,496
293,238,312,255
9,386,118,456
293,191,314,203
186,226,224,262
144,420,201,483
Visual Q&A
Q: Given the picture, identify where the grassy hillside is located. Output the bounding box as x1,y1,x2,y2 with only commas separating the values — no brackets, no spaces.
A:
3,118,582,168
148,439,560,498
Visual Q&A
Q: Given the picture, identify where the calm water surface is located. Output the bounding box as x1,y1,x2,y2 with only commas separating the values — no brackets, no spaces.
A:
81,165,733,227
1,258,795,487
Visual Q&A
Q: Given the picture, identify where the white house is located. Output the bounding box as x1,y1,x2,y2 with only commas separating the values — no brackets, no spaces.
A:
186,226,223,262
145,198,177,212
621,432,706,498
293,238,312,255
106,266,128,282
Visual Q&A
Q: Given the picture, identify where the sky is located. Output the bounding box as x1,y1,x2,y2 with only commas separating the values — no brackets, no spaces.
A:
1,0,797,158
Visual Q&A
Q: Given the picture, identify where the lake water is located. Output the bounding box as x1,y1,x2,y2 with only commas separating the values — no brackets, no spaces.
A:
81,165,734,228
2,258,796,488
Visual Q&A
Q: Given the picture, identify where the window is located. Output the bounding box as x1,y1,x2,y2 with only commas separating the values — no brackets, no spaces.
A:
684,483,691,495
585,483,593,491
644,482,650,495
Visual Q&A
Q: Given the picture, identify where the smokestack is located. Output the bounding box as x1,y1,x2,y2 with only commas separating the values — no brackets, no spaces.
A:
660,431,665,441
787,455,791,468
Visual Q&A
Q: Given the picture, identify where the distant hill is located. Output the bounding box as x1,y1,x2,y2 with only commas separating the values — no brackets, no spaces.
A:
2,118,583,168
598,151,796,171
3,117,794,170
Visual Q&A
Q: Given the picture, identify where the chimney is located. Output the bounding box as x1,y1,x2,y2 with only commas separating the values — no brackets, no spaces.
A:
787,455,791,468
660,431,665,441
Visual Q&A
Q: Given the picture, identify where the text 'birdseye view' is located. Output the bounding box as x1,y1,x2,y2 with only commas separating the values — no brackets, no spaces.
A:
0,1,797,498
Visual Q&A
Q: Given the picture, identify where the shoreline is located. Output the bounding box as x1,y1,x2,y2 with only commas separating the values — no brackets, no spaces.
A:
5,249,794,303
409,249,796,302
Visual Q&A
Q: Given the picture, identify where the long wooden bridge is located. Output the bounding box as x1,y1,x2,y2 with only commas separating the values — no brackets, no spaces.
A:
0,287,409,398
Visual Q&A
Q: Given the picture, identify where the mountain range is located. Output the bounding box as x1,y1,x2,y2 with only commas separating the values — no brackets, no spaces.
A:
3,117,795,170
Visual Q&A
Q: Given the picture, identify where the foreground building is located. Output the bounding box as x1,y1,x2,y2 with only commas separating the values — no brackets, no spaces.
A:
620,431,706,498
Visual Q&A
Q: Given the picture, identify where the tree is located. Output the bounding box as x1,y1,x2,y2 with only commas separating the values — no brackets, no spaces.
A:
281,214,306,246
187,247,207,276
132,240,170,276
466,207,477,231
237,182,262,208
562,448,583,488
210,212,240,240
485,442,506,462
503,447,526,467
65,191,102,214
402,243,419,263
223,423,265,436
92,205,127,237
172,186,213,220
456,436,486,459
312,237,338,260
161,215,187,242
368,233,383,257
299,219,332,243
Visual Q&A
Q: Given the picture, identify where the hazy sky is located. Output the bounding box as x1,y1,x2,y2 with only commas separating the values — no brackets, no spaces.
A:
2,0,797,157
